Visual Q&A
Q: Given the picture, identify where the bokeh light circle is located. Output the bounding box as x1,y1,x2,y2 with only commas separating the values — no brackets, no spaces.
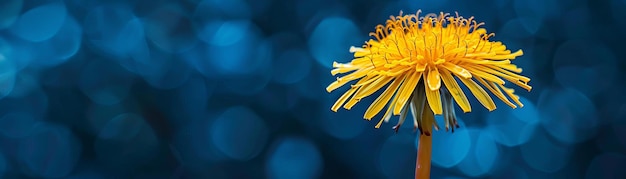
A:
429,117,471,168
98,113,144,141
200,20,270,78
456,129,501,177
94,113,160,171
538,88,598,144
194,0,251,19
266,137,323,179
321,94,368,140
520,127,571,173
83,5,146,60
308,17,362,69
0,0,23,29
18,122,82,178
0,112,37,138
31,16,82,67
143,4,198,53
585,153,626,179
272,48,313,84
79,60,135,105
10,2,67,42
498,18,534,39
487,96,540,147
210,106,269,161
0,54,16,99
552,40,617,96
379,133,417,179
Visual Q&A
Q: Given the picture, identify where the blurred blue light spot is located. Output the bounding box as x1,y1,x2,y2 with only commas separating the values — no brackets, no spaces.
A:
615,123,626,150
513,0,560,35
98,113,143,141
195,0,251,19
293,66,327,100
0,55,16,99
175,76,212,117
210,106,269,160
199,20,247,46
86,103,128,135
144,4,198,53
585,153,626,179
308,17,362,69
562,7,591,39
0,0,23,29
511,97,540,123
405,0,449,11
142,56,193,90
538,88,598,144
498,18,533,39
0,87,49,119
379,133,417,179
487,97,539,147
7,71,40,98
456,129,500,177
322,95,368,140
32,16,82,67
0,152,6,177
94,113,159,171
429,117,471,168
272,49,313,84
0,37,33,70
65,169,105,179
492,166,530,179
520,127,571,173
203,20,266,75
18,123,81,178
10,3,66,42
0,112,37,138
474,132,499,175
552,40,617,96
256,87,299,113
611,0,626,29
266,137,323,179
220,40,273,95
79,60,135,105
83,5,144,58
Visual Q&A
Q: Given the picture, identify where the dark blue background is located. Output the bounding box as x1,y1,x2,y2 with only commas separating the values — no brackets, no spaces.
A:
0,0,625,178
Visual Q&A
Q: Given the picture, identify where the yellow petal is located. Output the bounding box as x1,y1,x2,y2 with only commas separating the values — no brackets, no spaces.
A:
472,65,531,91
427,67,441,91
415,60,427,72
331,61,360,76
350,46,370,57
439,69,471,113
326,67,374,92
442,62,472,79
464,66,506,85
364,74,406,120
458,76,496,111
485,49,523,60
331,87,358,112
351,76,393,100
340,76,374,110
424,71,443,115
393,71,422,115
476,77,516,108
375,93,397,128
498,83,524,107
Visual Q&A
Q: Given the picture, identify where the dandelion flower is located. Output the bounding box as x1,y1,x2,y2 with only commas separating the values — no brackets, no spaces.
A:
325,11,531,179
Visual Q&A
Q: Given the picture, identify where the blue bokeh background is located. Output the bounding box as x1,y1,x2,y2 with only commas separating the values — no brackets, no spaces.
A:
0,0,625,178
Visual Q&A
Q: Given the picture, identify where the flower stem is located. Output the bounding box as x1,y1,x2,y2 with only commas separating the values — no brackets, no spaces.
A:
415,102,434,179
415,129,432,179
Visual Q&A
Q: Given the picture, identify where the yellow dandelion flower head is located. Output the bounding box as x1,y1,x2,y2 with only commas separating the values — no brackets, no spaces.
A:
326,10,532,134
